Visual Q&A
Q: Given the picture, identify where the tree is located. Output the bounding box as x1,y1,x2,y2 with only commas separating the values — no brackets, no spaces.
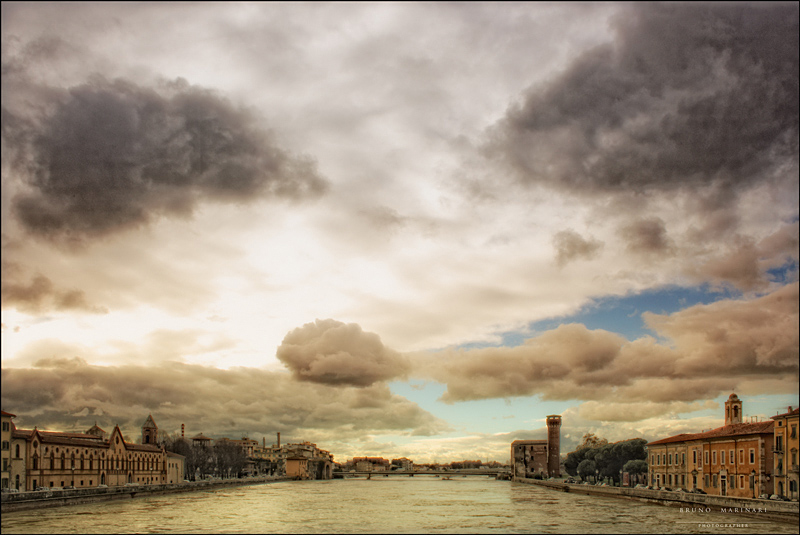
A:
577,459,596,482
623,459,648,476
578,433,608,450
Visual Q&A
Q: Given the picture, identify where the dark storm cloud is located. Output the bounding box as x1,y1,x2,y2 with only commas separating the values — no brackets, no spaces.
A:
490,3,798,197
3,75,327,242
552,229,604,267
618,216,675,256
276,319,412,387
1,261,108,314
0,358,447,441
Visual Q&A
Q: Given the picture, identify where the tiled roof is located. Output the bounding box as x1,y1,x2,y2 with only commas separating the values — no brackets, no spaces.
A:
1,410,16,417
647,421,775,446
771,407,799,420
126,443,162,452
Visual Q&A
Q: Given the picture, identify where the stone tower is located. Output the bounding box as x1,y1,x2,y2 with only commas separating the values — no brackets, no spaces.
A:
546,415,562,477
724,393,742,426
142,414,158,445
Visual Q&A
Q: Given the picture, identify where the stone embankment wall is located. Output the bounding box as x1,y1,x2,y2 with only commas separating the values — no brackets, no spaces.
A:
516,478,799,524
1,476,291,513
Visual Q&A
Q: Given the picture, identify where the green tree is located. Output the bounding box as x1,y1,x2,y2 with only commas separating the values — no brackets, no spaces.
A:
577,459,596,482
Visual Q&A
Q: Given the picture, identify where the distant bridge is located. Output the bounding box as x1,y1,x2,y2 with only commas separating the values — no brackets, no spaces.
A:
334,469,510,479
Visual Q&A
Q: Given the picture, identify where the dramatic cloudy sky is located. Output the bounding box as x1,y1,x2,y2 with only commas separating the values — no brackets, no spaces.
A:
2,2,798,463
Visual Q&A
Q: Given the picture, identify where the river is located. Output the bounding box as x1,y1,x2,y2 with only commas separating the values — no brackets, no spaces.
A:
1,476,796,533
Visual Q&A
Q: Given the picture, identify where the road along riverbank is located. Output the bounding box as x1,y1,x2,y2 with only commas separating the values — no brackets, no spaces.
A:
515,478,799,525
1,476,292,513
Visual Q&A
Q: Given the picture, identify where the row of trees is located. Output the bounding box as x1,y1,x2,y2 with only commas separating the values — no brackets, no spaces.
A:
564,433,648,485
161,435,248,481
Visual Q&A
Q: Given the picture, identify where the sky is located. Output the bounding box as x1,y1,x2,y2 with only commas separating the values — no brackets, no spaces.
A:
1,2,798,464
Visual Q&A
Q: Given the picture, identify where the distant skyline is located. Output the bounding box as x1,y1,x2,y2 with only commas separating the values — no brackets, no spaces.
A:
1,2,798,463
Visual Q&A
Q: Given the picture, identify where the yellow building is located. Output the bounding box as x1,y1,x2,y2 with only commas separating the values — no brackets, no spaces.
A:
1,411,15,490
647,394,774,498
772,406,799,500
8,414,184,490
285,456,310,479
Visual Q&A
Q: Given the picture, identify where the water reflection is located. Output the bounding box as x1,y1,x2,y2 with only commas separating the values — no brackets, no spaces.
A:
1,478,796,534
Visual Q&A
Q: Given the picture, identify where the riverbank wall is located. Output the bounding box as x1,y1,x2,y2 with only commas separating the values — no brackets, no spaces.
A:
515,478,799,524
1,476,291,513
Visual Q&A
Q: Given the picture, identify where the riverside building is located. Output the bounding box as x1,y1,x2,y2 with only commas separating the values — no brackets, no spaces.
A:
772,406,799,500
647,394,775,498
511,414,562,479
3,413,184,491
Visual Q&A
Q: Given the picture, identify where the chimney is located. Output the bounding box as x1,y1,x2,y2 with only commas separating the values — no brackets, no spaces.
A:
263,437,266,448
181,424,185,438
790,406,793,413
277,432,281,448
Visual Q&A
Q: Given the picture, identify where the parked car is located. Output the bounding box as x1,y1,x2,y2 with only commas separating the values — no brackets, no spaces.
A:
96,484,108,488
34,487,49,491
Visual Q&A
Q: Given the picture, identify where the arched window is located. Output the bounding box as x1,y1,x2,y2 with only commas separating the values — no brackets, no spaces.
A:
61,453,66,469
15,444,19,458
50,452,55,469
80,455,85,470
71,454,75,469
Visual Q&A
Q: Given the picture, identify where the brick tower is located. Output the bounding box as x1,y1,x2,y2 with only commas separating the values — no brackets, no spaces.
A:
724,393,743,426
546,415,562,477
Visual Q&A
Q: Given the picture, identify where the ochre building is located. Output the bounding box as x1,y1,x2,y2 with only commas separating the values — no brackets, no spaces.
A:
772,406,799,500
647,394,774,498
4,413,183,491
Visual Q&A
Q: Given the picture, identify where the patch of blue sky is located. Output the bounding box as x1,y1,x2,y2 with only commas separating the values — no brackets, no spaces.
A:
766,259,798,284
390,380,568,435
458,284,744,351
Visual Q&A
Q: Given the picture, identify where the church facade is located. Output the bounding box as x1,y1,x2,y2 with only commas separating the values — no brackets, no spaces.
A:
3,413,184,491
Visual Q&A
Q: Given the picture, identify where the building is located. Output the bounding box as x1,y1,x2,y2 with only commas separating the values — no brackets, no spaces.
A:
255,434,333,479
772,406,799,500
647,394,774,498
391,457,414,471
511,414,562,479
6,414,184,491
2,411,15,489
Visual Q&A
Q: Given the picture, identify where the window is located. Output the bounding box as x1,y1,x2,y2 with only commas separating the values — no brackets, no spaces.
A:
792,425,797,439
712,451,717,464
705,475,710,487
1,441,8,450
704,451,709,465
740,475,745,488
739,450,744,464
668,454,672,465
1,422,8,431
749,449,755,464
693,450,697,464
15,445,19,458
721,451,726,465
729,450,734,464
712,474,718,487
682,453,685,465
